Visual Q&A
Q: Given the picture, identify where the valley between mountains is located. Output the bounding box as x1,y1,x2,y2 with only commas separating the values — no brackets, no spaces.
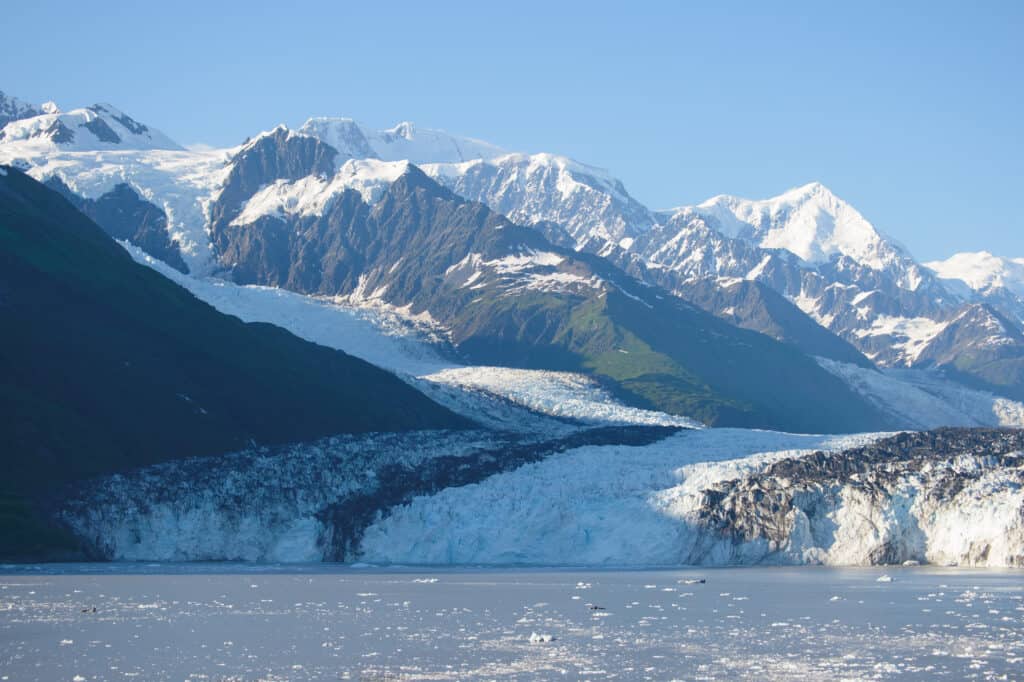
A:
2,90,1023,566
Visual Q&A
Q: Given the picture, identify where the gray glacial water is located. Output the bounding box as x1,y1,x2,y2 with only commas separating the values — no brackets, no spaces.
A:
1,564,1022,680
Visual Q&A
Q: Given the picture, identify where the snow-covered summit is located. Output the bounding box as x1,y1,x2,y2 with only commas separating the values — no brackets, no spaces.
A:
0,101,182,152
299,117,506,164
671,182,907,272
925,251,1024,298
422,152,659,248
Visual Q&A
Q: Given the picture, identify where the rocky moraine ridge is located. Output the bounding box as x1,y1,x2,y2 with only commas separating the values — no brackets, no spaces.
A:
688,428,1024,567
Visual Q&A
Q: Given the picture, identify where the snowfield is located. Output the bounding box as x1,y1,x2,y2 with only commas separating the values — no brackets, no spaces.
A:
0,146,233,273
926,250,1024,298
230,158,412,225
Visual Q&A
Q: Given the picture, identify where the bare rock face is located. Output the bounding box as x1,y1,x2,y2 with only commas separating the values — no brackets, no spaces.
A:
0,91,42,128
45,176,190,274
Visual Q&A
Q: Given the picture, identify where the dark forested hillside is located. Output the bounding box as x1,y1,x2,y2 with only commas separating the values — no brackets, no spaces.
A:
0,167,467,557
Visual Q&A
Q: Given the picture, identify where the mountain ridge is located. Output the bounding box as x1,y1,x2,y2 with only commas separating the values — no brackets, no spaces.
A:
4,92,1022,413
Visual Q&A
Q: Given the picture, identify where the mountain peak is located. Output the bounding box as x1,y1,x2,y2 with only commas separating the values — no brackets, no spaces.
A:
685,181,904,271
778,181,833,202
299,116,506,165
0,90,42,128
0,100,182,152
384,121,415,141
925,251,1024,297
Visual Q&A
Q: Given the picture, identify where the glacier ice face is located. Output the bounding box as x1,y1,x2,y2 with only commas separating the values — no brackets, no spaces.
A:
56,422,1024,567
59,431,508,562
359,429,1024,568
357,429,887,565
57,425,680,562
666,430,1024,567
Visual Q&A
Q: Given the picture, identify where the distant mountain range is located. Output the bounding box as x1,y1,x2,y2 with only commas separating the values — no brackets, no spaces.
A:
3,89,1024,565
4,90,1021,404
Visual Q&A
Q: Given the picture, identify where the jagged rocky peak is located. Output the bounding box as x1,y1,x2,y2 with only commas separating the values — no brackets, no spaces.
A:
216,125,340,217
0,97,182,151
0,90,42,127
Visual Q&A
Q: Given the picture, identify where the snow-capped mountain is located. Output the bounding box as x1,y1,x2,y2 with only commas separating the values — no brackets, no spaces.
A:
634,184,959,366
202,129,887,432
3,89,1023,408
298,117,506,164
926,251,1024,298
924,251,1024,326
0,101,182,152
6,149,1024,566
0,90,43,128
422,153,659,250
682,182,913,275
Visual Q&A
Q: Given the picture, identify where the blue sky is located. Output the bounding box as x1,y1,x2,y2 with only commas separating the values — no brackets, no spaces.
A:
4,1,1021,260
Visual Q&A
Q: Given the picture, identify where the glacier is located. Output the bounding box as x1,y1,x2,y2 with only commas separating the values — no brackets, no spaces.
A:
57,426,679,562
66,425,1024,567
121,243,701,431
360,429,1024,568
58,430,516,561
